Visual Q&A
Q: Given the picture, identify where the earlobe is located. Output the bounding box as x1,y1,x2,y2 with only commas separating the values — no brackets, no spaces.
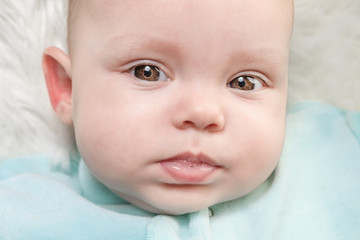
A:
42,47,73,125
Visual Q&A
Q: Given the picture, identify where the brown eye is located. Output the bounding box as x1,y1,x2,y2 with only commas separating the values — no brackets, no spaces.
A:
130,65,168,81
228,76,262,91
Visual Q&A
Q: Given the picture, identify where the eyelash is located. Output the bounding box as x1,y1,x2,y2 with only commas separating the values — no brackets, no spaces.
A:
227,74,267,91
127,62,267,91
128,62,170,82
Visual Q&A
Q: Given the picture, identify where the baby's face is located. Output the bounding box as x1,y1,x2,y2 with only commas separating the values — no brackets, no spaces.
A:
70,0,293,214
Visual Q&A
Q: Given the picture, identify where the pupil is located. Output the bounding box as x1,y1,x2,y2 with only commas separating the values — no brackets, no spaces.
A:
144,66,152,77
237,77,246,88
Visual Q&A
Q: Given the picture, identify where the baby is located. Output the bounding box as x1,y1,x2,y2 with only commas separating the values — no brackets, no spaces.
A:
2,0,360,239
43,0,293,215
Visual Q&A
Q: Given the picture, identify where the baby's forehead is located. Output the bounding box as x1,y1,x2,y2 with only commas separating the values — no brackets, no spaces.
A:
72,0,293,16
68,0,293,56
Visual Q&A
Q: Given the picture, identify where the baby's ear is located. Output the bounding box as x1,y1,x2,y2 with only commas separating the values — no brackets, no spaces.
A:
42,47,73,125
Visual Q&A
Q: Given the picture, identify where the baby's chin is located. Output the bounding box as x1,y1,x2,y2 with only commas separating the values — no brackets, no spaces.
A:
116,190,221,215
136,201,213,216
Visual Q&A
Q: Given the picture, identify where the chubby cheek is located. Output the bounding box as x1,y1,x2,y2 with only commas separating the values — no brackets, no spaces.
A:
75,110,138,174
71,87,165,185
225,99,286,196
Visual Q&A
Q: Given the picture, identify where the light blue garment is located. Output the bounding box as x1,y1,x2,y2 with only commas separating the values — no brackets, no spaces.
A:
1,102,360,240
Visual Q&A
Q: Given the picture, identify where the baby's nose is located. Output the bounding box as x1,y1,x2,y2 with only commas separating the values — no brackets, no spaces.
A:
171,95,225,132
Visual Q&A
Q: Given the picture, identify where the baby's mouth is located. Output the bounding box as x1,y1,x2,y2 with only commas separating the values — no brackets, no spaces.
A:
159,152,220,183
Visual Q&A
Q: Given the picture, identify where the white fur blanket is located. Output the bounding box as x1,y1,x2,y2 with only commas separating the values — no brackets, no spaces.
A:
0,0,359,167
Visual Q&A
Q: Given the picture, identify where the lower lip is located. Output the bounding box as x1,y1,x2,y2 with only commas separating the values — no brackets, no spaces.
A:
160,157,218,183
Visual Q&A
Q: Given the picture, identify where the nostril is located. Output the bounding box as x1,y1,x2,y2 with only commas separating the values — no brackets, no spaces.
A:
182,120,196,128
173,106,225,132
181,120,222,132
206,123,219,131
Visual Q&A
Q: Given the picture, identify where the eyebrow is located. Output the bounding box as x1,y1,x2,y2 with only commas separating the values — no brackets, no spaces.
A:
102,34,287,62
100,35,181,60
231,45,288,64
228,46,289,78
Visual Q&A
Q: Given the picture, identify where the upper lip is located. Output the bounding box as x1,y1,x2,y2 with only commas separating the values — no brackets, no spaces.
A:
160,151,220,167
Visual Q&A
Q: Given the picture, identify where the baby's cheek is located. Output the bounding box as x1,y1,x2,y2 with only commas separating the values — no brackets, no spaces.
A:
242,121,284,183
257,128,285,177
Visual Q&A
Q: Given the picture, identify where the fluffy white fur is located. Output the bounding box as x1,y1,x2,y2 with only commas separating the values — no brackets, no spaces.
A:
0,0,359,167
0,0,74,167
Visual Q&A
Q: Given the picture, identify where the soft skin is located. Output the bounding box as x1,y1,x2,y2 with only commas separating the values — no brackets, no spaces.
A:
43,0,294,215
